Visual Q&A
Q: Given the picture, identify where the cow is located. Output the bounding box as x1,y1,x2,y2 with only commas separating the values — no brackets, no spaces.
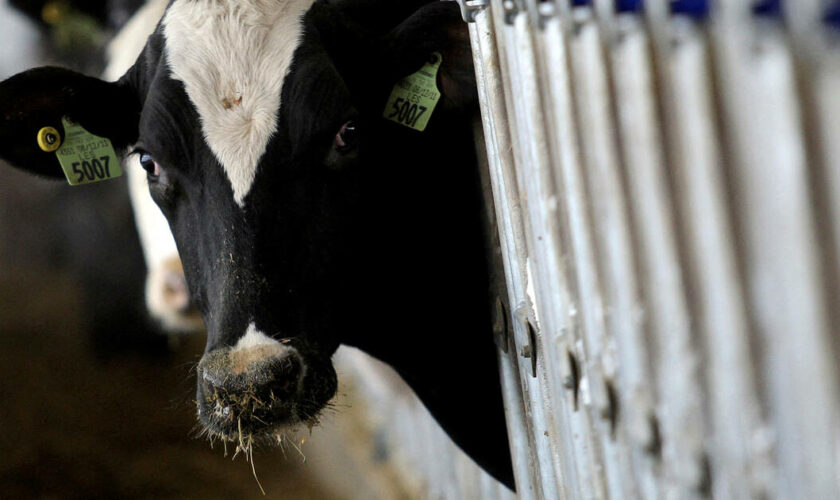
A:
0,0,514,488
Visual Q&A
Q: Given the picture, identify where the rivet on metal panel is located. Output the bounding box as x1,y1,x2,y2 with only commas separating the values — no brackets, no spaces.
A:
697,451,712,496
524,0,556,28
571,3,590,36
600,378,619,439
526,320,538,377
492,297,510,353
502,0,519,24
537,0,557,20
563,350,580,410
644,413,663,459
454,0,488,23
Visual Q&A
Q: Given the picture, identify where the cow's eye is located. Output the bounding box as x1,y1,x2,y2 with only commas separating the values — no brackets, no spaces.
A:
335,120,358,152
138,152,161,178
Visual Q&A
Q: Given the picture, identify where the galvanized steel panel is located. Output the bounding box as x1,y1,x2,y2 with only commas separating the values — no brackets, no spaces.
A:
460,0,840,498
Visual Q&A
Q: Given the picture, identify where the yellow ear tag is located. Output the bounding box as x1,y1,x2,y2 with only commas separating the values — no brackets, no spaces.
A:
52,116,122,186
383,52,442,132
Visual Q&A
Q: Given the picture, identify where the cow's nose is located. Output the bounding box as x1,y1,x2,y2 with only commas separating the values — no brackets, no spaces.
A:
196,341,303,432
199,348,302,395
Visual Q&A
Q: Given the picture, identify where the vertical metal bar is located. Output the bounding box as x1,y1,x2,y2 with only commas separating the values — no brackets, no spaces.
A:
489,0,614,497
608,6,708,495
565,5,661,498
469,45,542,492
711,3,840,498
785,3,840,447
534,2,640,498
469,5,571,497
643,2,770,497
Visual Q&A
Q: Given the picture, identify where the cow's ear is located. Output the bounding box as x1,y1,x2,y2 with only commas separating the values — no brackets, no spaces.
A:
381,1,477,112
0,66,139,179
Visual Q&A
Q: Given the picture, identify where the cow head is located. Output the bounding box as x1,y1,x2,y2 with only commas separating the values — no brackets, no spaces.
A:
0,0,481,450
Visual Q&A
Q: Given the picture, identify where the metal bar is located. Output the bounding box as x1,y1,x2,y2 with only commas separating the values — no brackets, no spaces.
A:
644,2,770,497
565,5,661,498
607,10,707,495
711,3,840,498
469,5,567,497
489,0,612,497
534,3,640,499
462,0,840,497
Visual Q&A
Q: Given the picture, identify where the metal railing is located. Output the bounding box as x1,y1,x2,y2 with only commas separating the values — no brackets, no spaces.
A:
461,0,840,498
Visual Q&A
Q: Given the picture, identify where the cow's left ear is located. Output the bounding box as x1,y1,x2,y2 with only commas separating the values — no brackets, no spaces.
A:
380,1,477,112
0,66,139,178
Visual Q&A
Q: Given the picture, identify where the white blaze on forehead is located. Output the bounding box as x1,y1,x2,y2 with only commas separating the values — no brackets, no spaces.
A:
163,0,314,206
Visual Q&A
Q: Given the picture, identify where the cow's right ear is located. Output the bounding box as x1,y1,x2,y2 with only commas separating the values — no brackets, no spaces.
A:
0,66,139,179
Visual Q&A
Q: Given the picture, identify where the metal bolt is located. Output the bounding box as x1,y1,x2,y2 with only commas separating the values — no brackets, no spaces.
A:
503,0,518,24
455,0,488,23
525,320,538,377
492,297,509,353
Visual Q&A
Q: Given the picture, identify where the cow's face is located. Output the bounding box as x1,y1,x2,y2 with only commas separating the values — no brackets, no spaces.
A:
0,0,475,445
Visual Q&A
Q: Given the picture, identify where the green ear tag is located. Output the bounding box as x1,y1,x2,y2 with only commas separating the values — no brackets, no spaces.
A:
383,52,443,132
55,116,122,186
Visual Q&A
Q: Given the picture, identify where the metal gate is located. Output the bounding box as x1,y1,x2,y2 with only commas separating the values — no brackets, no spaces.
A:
460,0,840,498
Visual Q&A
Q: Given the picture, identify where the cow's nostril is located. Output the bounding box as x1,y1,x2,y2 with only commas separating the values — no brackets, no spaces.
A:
196,346,304,435
265,358,301,399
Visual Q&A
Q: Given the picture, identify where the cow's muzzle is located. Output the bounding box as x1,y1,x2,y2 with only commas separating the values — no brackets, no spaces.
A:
196,343,304,440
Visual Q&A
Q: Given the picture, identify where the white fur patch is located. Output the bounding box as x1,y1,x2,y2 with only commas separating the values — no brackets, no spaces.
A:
234,322,285,351
163,0,314,206
231,323,300,375
103,0,170,82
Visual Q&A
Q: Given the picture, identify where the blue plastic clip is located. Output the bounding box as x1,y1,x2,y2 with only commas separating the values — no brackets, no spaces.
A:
670,0,708,18
825,3,840,29
615,0,643,13
751,0,782,17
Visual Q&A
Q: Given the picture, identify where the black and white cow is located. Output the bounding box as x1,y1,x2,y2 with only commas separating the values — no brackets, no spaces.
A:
0,0,513,488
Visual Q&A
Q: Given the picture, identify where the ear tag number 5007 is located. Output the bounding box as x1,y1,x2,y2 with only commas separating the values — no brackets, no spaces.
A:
383,52,443,132
50,116,122,186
